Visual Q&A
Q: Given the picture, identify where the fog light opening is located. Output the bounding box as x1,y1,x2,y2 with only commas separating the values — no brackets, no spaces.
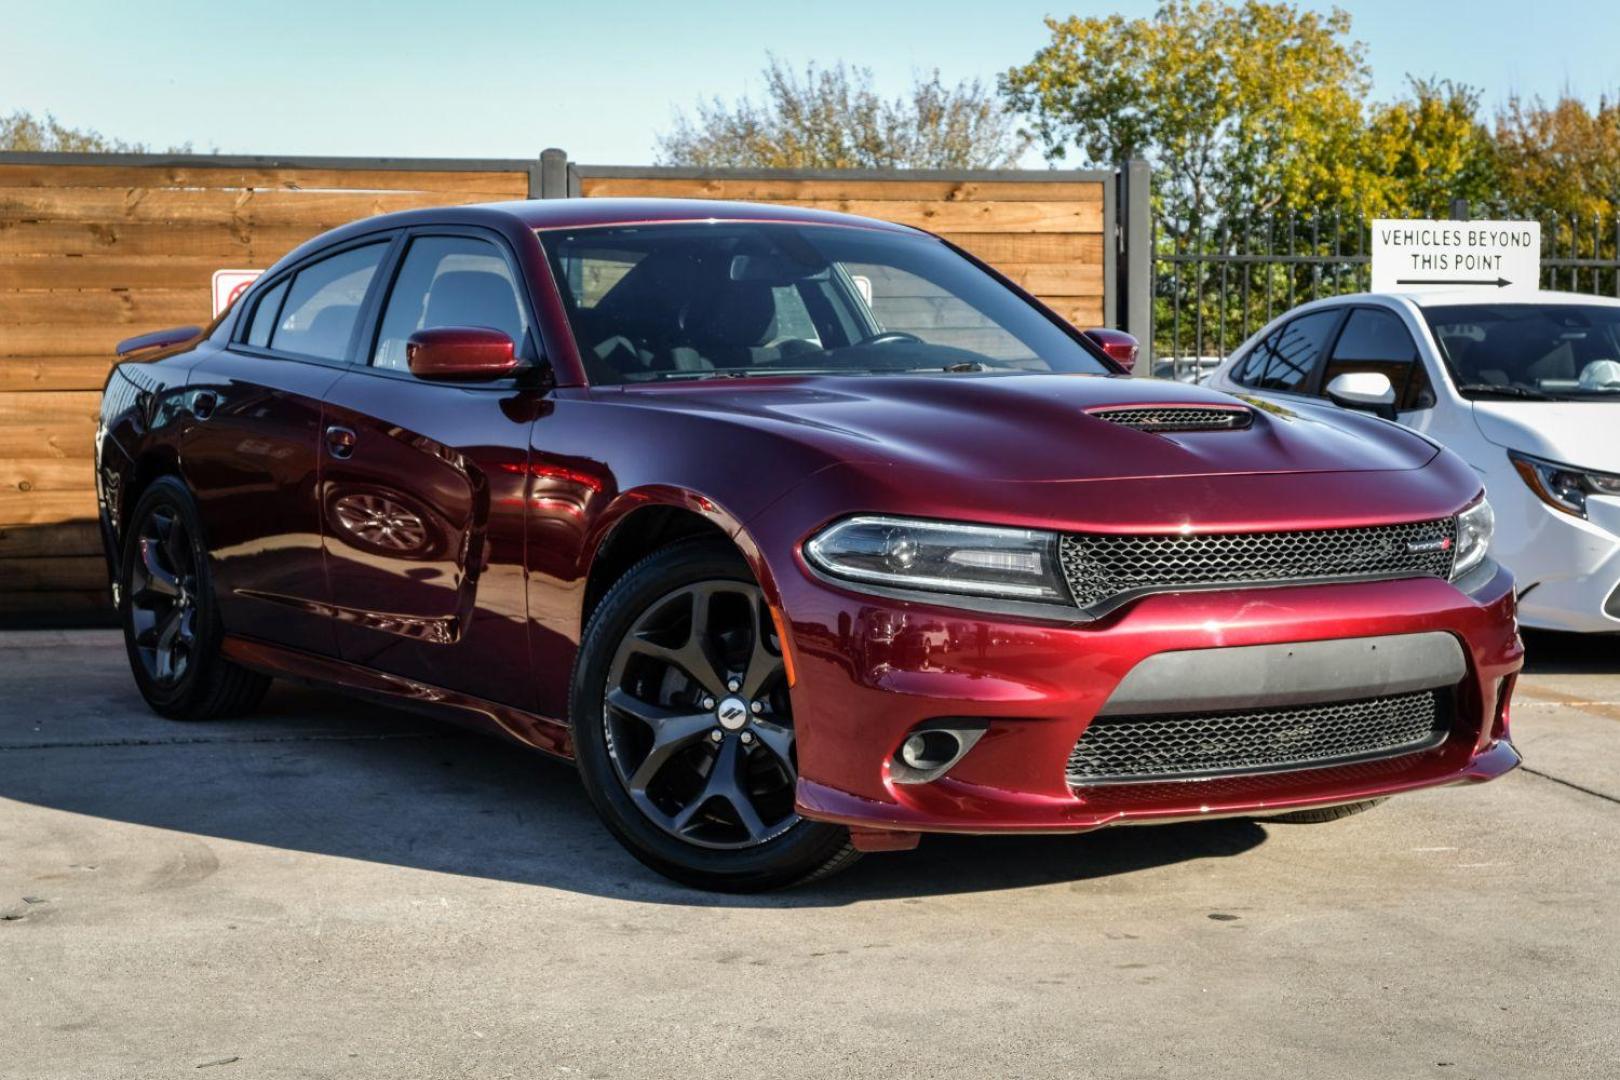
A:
891,721,988,785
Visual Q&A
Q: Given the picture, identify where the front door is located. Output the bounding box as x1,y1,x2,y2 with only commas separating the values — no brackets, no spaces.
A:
319,230,542,709
183,240,390,653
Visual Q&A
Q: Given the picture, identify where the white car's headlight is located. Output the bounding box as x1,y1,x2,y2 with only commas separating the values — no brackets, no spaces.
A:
1451,497,1494,580
804,516,1070,603
1509,451,1620,519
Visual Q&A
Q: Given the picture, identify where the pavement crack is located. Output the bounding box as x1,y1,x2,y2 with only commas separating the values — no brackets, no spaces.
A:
1520,765,1620,806
0,732,456,752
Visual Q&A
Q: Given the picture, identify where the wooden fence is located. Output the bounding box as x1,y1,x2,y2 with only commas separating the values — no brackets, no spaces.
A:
0,151,1131,623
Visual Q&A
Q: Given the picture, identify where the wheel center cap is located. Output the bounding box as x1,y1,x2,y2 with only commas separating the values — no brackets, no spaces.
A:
715,696,750,731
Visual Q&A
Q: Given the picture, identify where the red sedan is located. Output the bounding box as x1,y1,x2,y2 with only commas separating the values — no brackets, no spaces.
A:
95,198,1521,890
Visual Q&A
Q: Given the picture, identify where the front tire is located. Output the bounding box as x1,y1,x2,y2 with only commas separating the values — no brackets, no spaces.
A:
119,476,270,720
570,539,858,892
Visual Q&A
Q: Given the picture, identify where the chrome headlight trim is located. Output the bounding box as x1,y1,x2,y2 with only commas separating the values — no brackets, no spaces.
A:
1451,496,1494,580
804,515,1071,605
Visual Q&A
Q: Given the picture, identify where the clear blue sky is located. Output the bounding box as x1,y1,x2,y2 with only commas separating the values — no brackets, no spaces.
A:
3,0,1618,164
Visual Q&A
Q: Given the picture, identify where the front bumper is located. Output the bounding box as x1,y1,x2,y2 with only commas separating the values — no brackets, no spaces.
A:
773,561,1522,836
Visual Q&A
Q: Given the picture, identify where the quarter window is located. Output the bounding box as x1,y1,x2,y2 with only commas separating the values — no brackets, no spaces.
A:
372,236,531,371
245,278,289,348
269,243,387,361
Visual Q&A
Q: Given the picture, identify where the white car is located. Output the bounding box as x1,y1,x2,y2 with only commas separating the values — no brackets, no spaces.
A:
1207,290,1620,633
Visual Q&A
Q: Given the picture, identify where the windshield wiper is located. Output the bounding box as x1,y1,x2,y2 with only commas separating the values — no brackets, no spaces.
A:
904,361,992,373
647,367,870,382
1454,383,1556,400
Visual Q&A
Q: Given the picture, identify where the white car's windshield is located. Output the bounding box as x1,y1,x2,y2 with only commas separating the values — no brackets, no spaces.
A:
537,222,1112,384
1424,303,1620,400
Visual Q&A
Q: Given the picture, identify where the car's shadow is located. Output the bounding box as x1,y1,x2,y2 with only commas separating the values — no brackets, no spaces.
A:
2,679,1266,908
1521,628,1619,676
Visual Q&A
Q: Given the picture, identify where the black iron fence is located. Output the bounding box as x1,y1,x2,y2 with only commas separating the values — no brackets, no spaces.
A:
1152,208,1620,380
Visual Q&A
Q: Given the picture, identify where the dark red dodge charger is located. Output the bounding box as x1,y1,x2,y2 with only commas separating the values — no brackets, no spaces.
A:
95,198,1521,890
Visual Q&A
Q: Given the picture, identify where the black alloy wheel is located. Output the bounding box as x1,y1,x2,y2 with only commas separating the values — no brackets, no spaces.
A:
571,539,858,891
119,477,270,720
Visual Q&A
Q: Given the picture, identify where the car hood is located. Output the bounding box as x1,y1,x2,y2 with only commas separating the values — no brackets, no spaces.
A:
1471,400,1620,472
613,374,1439,483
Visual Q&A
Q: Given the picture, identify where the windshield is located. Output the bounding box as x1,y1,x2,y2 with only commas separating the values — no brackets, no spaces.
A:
1423,303,1620,399
537,222,1112,384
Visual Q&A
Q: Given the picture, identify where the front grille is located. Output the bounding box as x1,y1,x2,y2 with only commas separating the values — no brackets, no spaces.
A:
1066,689,1449,785
1088,405,1253,432
1059,518,1456,611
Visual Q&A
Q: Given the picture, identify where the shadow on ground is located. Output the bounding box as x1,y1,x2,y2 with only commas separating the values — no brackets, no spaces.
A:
0,678,1266,908
1521,628,1619,676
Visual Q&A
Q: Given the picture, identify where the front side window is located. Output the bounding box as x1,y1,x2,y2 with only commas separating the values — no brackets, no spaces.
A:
372,236,531,370
1423,303,1620,400
538,222,1112,384
1322,307,1433,410
270,243,387,361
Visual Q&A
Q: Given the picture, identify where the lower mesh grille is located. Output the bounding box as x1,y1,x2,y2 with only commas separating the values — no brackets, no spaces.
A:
1067,690,1449,785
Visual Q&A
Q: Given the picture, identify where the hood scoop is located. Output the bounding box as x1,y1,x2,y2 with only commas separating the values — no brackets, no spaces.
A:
1086,403,1255,433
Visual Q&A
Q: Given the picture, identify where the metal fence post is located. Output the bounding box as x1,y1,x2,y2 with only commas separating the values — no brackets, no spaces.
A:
1119,159,1154,372
535,148,569,198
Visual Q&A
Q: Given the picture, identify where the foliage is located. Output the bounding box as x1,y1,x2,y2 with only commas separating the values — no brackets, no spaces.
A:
0,109,146,152
657,56,1029,169
1493,95,1620,221
1000,2,1371,234
1362,79,1499,219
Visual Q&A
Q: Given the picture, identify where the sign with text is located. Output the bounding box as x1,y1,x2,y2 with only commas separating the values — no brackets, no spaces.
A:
211,269,263,317
1370,220,1540,297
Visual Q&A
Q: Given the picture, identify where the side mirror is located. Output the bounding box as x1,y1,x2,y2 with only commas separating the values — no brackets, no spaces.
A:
1325,371,1397,419
1082,328,1140,373
406,327,520,381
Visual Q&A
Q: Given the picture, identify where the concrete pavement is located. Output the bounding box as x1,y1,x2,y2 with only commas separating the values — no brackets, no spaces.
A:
1,629,1616,1079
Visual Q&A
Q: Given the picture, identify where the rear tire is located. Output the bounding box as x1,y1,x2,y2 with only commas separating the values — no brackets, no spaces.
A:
570,538,858,892
119,476,270,721
1264,798,1386,824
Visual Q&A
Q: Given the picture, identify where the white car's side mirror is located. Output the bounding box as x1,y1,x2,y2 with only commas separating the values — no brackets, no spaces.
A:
1325,371,1397,418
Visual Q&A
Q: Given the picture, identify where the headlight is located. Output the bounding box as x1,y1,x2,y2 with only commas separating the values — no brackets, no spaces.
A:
1451,497,1494,579
1509,451,1620,519
804,516,1070,603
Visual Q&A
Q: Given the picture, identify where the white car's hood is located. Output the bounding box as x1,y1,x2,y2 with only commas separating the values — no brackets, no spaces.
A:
1471,400,1620,471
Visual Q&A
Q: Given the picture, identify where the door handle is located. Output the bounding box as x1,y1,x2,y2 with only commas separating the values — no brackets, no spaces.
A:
191,390,217,420
324,425,357,459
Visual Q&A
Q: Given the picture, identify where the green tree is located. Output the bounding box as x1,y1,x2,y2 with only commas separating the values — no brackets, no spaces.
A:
1493,94,1620,220
0,109,145,152
1000,1,1371,236
1361,78,1498,218
657,56,1029,169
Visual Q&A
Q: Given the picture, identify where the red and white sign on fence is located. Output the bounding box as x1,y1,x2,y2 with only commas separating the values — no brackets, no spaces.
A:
211,269,263,317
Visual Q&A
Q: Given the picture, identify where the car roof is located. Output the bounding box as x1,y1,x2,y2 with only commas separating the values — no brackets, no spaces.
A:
271,197,927,271
497,197,921,234
1315,289,1620,310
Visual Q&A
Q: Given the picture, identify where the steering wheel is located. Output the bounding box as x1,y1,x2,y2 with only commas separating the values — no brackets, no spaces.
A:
855,331,924,347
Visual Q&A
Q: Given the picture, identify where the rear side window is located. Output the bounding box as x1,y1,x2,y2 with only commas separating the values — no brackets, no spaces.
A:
245,278,289,348
1236,310,1340,392
269,243,387,361
372,236,531,371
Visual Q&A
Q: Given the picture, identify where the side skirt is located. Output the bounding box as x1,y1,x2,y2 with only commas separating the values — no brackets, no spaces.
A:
220,635,574,759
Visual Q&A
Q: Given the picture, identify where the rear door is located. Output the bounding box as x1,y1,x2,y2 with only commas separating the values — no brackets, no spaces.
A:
319,228,542,708
183,238,391,653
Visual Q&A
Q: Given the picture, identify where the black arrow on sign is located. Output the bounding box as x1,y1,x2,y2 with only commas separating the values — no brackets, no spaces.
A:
1395,277,1512,288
